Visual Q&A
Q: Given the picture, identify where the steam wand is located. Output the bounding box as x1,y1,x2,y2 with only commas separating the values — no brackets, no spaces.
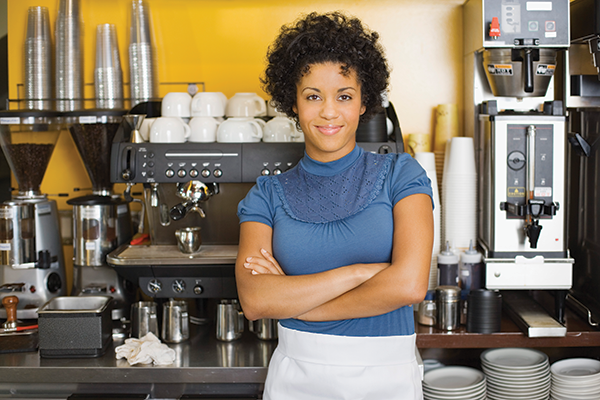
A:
124,182,145,234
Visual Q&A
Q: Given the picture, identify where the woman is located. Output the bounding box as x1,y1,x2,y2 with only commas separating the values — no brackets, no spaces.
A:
236,11,433,400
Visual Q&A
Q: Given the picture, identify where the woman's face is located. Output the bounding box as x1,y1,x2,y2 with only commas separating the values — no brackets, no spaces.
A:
293,62,365,163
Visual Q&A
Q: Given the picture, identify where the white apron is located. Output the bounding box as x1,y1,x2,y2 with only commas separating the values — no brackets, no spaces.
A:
263,324,423,400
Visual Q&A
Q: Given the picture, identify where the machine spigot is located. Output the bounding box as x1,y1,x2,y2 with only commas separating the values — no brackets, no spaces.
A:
525,219,543,249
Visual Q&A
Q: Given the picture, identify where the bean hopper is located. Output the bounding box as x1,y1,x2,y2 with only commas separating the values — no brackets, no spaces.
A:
65,109,135,323
0,110,67,320
464,0,574,336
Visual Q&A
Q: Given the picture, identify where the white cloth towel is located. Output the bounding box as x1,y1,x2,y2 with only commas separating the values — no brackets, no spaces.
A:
115,332,176,365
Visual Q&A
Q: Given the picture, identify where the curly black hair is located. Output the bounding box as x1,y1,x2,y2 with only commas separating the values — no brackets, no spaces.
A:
261,11,390,124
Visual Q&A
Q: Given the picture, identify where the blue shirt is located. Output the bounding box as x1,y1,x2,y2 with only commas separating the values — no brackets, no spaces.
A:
237,145,433,336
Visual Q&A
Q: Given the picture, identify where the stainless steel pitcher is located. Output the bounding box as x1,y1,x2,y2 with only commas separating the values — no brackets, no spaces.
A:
216,299,244,341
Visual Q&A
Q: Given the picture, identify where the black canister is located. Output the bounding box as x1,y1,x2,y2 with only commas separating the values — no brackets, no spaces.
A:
356,110,388,142
466,289,502,333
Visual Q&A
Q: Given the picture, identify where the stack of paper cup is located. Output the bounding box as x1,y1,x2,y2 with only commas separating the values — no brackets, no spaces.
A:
24,6,52,110
433,104,459,196
129,0,157,107
95,24,124,109
442,137,477,252
55,0,83,111
414,152,441,290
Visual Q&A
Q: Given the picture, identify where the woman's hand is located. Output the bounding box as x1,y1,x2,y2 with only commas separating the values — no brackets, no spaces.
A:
244,248,286,276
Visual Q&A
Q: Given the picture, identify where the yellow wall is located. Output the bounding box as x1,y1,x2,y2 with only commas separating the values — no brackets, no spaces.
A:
7,0,465,290
8,0,465,202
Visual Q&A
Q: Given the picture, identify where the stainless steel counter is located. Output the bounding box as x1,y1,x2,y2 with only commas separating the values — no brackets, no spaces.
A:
0,323,276,399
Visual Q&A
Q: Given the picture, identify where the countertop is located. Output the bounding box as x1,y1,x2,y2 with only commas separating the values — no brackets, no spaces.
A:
0,322,276,399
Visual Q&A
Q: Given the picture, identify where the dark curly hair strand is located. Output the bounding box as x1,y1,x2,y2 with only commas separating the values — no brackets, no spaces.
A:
261,11,390,125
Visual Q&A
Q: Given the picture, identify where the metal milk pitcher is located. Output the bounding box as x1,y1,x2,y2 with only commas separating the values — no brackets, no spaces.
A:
216,299,244,341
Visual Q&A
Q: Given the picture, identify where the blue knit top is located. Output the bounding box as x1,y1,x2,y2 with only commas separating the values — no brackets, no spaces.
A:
237,145,433,336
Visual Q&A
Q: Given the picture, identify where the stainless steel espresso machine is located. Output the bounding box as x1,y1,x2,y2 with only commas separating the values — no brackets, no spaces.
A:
464,0,574,336
106,107,403,303
66,109,135,321
0,110,67,320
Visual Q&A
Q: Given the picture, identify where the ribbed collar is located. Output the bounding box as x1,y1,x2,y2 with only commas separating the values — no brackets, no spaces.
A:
299,145,363,177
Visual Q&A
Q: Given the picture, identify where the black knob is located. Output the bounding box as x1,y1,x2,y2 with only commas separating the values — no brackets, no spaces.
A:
47,272,62,293
37,250,51,269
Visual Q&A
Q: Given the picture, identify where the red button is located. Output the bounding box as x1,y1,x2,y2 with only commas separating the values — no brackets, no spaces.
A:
490,17,501,38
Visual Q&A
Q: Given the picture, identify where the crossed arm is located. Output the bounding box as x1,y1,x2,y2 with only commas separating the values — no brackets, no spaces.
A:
235,193,434,322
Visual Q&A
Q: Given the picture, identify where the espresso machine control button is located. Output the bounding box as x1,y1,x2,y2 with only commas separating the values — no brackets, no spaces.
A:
172,279,186,293
177,169,187,178
213,168,223,178
189,169,199,178
193,285,204,295
201,169,211,178
273,168,283,175
148,279,162,293
165,169,175,178
147,171,154,177
261,168,271,176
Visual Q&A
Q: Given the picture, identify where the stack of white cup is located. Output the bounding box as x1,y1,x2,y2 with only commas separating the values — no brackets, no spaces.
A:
414,152,441,290
189,92,227,142
144,91,306,144
441,137,477,252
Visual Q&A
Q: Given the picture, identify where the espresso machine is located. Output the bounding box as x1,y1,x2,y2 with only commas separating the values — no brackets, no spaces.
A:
66,109,135,321
0,110,67,320
106,105,403,302
464,0,574,336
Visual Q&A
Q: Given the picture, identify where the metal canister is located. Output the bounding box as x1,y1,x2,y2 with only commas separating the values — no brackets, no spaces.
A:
436,286,461,331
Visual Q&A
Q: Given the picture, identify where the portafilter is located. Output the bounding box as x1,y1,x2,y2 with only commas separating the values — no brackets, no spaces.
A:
170,181,219,221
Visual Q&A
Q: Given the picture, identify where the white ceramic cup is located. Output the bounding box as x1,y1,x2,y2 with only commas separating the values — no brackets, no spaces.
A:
217,117,263,143
191,92,226,117
263,117,299,142
267,100,287,117
162,92,192,118
225,92,267,117
139,117,156,142
150,117,191,143
189,116,219,142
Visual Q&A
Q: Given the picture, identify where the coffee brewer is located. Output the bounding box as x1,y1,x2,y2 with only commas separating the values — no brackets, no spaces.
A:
464,0,574,336
0,110,67,320
66,109,135,321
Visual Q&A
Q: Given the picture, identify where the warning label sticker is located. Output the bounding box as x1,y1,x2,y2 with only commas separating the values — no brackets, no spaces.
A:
536,64,555,76
507,187,525,197
487,64,513,76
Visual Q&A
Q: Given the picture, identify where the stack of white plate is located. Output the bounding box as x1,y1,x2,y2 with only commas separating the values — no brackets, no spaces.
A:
422,366,487,400
481,348,551,400
550,358,600,399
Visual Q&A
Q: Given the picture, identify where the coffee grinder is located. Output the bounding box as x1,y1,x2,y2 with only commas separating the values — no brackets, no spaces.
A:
0,110,67,320
66,109,135,321
464,0,574,336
